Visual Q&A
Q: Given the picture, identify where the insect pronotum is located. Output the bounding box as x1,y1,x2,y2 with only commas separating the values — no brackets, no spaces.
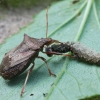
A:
0,7,61,96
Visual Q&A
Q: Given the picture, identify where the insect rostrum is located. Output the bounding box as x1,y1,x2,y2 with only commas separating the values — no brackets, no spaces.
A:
46,42,100,65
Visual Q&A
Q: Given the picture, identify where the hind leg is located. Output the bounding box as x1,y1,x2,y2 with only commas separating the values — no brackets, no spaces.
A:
20,64,34,97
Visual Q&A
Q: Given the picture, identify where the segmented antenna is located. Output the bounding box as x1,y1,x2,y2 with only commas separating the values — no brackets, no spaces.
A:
46,6,49,38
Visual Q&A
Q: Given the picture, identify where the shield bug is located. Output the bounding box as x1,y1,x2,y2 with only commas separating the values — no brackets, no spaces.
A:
0,7,61,96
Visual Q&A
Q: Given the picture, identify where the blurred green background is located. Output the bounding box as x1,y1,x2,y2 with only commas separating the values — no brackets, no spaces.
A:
0,0,60,8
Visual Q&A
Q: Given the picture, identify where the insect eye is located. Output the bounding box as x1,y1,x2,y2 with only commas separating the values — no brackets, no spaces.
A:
49,38,52,41
47,38,52,42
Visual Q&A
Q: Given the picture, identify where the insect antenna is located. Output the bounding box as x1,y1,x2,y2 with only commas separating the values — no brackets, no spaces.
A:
46,6,49,38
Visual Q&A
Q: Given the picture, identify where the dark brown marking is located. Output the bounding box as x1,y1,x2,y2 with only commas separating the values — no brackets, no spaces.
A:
72,0,80,4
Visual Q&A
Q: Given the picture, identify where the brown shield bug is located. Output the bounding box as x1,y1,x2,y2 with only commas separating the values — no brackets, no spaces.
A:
0,7,62,96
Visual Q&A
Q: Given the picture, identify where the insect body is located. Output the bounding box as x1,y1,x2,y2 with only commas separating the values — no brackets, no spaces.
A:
0,34,59,96
0,34,54,79
0,7,61,96
45,42,100,65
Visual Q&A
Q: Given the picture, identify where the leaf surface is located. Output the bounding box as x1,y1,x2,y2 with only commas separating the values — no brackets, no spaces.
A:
0,0,100,100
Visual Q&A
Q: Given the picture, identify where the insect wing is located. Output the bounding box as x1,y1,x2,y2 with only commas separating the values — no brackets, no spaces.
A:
11,50,35,67
1,42,35,71
4,49,35,68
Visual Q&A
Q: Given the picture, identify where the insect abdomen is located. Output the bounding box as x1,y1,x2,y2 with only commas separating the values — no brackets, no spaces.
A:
0,59,31,80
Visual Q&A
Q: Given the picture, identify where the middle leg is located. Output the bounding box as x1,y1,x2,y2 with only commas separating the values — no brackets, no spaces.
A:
37,56,56,77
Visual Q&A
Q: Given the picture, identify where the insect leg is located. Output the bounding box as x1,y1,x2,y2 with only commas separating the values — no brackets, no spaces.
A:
42,51,71,56
20,65,34,97
70,54,79,59
37,56,56,77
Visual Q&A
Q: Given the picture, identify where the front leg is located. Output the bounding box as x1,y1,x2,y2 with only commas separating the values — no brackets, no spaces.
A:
37,56,56,77
42,51,71,57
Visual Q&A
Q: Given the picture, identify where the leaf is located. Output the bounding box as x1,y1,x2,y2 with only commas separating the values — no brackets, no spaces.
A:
0,0,100,100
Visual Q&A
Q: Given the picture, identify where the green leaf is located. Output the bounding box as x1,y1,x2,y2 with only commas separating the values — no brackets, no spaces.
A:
0,0,100,100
